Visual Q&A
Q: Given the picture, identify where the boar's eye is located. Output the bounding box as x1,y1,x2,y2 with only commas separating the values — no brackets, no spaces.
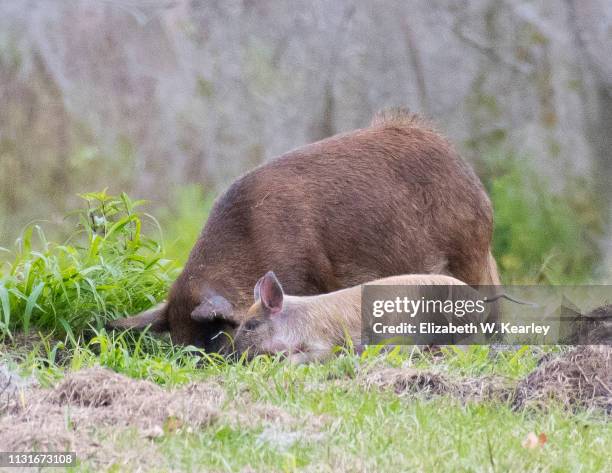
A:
243,318,263,331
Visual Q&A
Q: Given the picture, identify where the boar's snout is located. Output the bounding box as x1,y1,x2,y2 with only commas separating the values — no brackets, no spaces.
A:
188,318,237,354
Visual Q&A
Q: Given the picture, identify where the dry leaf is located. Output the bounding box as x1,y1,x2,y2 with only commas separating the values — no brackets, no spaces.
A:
163,415,184,433
522,431,547,449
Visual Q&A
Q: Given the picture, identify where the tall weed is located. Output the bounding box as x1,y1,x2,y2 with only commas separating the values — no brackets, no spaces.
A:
0,191,177,339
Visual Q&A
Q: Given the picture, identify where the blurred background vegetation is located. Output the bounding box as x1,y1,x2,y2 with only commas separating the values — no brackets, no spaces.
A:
1,0,611,286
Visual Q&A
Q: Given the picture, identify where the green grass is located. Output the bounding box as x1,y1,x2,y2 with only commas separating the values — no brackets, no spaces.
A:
151,401,609,473
2,334,609,472
70,405,611,472
484,153,602,284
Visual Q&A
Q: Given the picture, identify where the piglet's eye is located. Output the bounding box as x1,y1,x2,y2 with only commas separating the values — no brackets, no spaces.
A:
243,319,262,331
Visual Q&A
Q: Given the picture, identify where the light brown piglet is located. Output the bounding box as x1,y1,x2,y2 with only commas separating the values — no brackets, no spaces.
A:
234,272,495,364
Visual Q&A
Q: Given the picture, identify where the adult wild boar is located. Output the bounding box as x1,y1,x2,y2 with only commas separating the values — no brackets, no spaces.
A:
108,108,500,352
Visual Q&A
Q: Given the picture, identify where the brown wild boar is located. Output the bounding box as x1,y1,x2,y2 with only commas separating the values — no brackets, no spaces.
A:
107,108,500,352
234,271,495,363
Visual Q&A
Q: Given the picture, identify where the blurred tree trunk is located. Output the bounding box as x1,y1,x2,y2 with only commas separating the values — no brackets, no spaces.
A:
566,0,612,278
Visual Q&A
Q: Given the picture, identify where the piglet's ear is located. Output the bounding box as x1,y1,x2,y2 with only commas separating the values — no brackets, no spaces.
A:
257,271,284,314
254,276,264,302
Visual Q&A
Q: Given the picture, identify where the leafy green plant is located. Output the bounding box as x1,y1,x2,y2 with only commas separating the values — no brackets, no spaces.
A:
484,154,601,283
0,191,178,339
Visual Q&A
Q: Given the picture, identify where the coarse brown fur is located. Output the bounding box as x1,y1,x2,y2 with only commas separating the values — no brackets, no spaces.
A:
107,107,499,351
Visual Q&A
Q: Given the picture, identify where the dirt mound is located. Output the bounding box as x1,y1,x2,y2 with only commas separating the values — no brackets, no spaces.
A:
52,366,160,407
362,348,612,412
2,420,77,452
0,367,223,460
364,368,452,396
362,367,511,402
0,366,329,468
513,346,612,413
48,367,222,429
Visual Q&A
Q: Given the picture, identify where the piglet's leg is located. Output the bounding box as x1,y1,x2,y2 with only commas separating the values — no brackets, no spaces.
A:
287,346,332,365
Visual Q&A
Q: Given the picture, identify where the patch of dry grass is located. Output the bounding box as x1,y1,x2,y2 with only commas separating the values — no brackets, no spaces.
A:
514,345,612,413
1,368,222,467
361,366,513,403
0,367,330,469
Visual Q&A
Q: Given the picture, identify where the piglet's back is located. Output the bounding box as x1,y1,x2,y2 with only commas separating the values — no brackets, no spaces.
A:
363,274,467,287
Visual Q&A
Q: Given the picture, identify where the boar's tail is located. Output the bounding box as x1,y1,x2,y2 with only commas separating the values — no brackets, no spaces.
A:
484,293,538,307
480,250,501,287
106,303,169,333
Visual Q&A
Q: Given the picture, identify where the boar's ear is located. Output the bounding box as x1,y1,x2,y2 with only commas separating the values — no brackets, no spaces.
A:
258,271,284,314
106,303,169,332
191,295,234,323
